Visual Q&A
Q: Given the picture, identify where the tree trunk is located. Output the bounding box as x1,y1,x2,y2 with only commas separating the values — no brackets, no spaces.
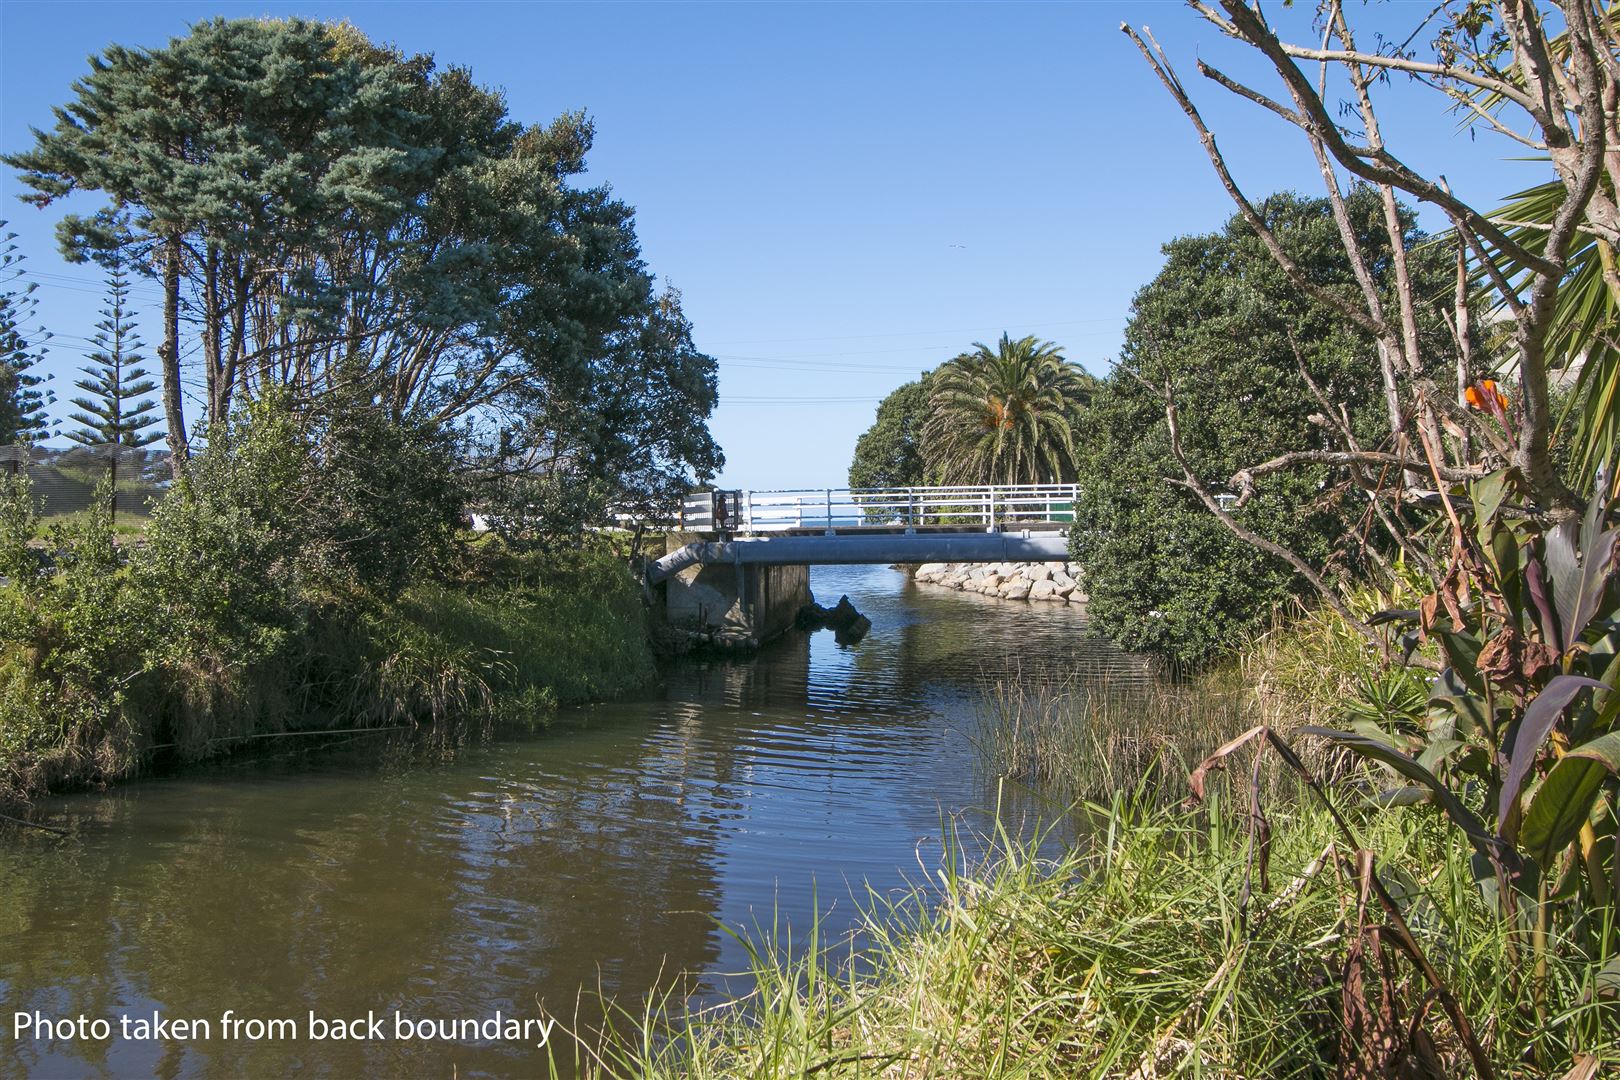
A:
160,235,190,478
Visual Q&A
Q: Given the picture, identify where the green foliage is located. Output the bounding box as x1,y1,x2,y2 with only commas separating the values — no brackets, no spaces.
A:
3,19,721,530
0,227,53,443
1314,467,1620,968
922,333,1092,485
0,466,38,584
497,284,723,526
1471,177,1620,491
1072,190,1456,666
65,256,161,455
576,796,1618,1078
0,477,146,793
848,374,934,489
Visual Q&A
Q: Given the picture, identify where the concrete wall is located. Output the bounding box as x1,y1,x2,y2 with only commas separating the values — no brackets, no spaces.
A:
664,560,810,648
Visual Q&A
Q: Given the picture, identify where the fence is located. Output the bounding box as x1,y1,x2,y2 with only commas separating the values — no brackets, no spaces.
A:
676,484,1081,534
0,445,173,522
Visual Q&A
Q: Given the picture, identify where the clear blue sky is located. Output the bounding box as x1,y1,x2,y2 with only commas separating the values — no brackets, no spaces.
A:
1,1,1544,488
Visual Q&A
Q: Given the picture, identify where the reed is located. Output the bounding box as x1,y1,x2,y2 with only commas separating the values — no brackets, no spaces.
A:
557,793,1619,1078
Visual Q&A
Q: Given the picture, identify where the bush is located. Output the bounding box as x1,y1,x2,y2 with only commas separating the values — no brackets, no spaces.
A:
1071,191,1456,667
0,393,654,807
0,476,149,795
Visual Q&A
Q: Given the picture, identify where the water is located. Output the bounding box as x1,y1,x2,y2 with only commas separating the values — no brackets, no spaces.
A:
0,565,1153,1078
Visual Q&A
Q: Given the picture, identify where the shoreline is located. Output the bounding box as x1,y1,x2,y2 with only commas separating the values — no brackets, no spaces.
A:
905,560,1088,604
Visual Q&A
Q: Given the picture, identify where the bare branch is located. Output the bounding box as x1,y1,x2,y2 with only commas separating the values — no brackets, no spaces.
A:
1121,23,1389,339
1159,380,1384,648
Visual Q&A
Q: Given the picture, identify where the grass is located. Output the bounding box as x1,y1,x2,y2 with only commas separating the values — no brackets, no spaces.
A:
551,583,1617,1079
0,542,658,809
555,788,1618,1079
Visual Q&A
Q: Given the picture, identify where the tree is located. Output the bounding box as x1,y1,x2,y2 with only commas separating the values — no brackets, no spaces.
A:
66,257,163,515
7,19,720,538
1072,191,1457,665
848,374,934,490
922,333,1092,485
1121,0,1620,643
0,226,53,444
474,284,722,549
5,19,657,477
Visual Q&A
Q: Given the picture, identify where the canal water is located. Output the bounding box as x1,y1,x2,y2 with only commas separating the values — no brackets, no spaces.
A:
0,565,1153,1078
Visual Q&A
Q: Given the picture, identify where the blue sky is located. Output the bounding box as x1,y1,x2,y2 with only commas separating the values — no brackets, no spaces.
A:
1,1,1547,488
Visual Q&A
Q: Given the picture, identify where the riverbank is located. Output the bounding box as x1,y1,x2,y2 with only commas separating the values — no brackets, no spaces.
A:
909,560,1088,603
0,540,657,813
573,596,1620,1077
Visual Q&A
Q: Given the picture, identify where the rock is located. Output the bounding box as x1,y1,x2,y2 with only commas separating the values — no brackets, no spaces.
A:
796,595,870,638
981,573,1004,590
1052,570,1076,590
1027,566,1053,583
1068,591,1087,603
1029,579,1059,600
834,613,872,645
915,563,948,578
1000,578,1032,600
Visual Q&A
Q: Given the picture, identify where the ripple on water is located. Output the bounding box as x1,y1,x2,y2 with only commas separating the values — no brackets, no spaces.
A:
0,564,1152,1078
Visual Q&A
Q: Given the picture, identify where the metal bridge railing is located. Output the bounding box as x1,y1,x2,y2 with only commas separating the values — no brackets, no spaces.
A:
677,484,1080,534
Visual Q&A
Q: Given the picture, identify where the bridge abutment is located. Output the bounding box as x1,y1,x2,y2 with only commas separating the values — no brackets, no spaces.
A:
664,556,810,650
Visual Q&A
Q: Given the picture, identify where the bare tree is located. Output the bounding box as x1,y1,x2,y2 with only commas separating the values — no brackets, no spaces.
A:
1120,0,1616,632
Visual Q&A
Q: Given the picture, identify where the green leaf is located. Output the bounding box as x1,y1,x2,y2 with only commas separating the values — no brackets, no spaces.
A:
1499,675,1607,827
1519,732,1620,868
1469,469,1516,525
1301,725,1500,861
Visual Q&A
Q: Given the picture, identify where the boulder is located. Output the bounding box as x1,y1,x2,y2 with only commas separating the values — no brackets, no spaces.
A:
1027,566,1053,583
1068,591,1087,603
1052,570,1076,590
916,563,948,578
1029,579,1060,600
1000,578,1032,600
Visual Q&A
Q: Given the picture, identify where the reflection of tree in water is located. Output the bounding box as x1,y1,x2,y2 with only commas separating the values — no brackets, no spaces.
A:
0,567,1158,1078
0,720,739,1078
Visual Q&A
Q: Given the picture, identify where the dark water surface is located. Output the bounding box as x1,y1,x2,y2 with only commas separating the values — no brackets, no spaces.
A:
0,565,1151,1078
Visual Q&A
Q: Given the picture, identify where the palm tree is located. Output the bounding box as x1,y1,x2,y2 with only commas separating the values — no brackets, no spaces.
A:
922,333,1092,485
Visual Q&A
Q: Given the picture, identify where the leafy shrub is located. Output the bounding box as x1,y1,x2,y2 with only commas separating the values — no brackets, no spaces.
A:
0,476,148,793
1071,191,1456,666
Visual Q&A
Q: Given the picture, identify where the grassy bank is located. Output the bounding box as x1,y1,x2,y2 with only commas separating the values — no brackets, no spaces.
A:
564,796,1615,1078
562,591,1619,1078
0,539,656,812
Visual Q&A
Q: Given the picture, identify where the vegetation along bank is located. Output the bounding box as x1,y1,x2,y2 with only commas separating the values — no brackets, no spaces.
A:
0,18,720,812
626,2,1620,1076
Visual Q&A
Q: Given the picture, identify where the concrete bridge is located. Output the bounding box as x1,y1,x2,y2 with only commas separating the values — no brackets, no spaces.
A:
650,485,1078,648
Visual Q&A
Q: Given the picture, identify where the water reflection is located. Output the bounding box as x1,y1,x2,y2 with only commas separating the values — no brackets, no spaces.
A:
0,566,1151,1077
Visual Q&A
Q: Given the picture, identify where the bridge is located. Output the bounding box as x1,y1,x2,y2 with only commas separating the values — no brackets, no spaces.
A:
649,484,1080,648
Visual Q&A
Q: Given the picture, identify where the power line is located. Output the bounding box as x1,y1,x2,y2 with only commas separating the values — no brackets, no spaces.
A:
700,317,1120,347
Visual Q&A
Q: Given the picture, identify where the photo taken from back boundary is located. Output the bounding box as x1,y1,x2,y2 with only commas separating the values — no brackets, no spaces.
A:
1,2,1617,1077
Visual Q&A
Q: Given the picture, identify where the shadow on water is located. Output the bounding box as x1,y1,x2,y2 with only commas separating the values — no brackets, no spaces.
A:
0,565,1155,1078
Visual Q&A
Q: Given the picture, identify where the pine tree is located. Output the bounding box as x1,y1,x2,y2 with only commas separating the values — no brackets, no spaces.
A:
66,257,161,517
0,224,54,444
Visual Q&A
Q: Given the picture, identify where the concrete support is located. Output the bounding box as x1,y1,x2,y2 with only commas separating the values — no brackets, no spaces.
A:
664,559,810,648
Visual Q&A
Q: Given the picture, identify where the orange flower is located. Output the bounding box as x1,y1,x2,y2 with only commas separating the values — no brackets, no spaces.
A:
1465,379,1509,412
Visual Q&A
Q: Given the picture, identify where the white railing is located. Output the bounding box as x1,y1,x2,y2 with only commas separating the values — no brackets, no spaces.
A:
677,484,1080,534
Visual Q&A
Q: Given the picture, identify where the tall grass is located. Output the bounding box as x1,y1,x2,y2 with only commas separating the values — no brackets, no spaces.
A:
556,792,1618,1078
561,583,1616,1077
974,669,1252,802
